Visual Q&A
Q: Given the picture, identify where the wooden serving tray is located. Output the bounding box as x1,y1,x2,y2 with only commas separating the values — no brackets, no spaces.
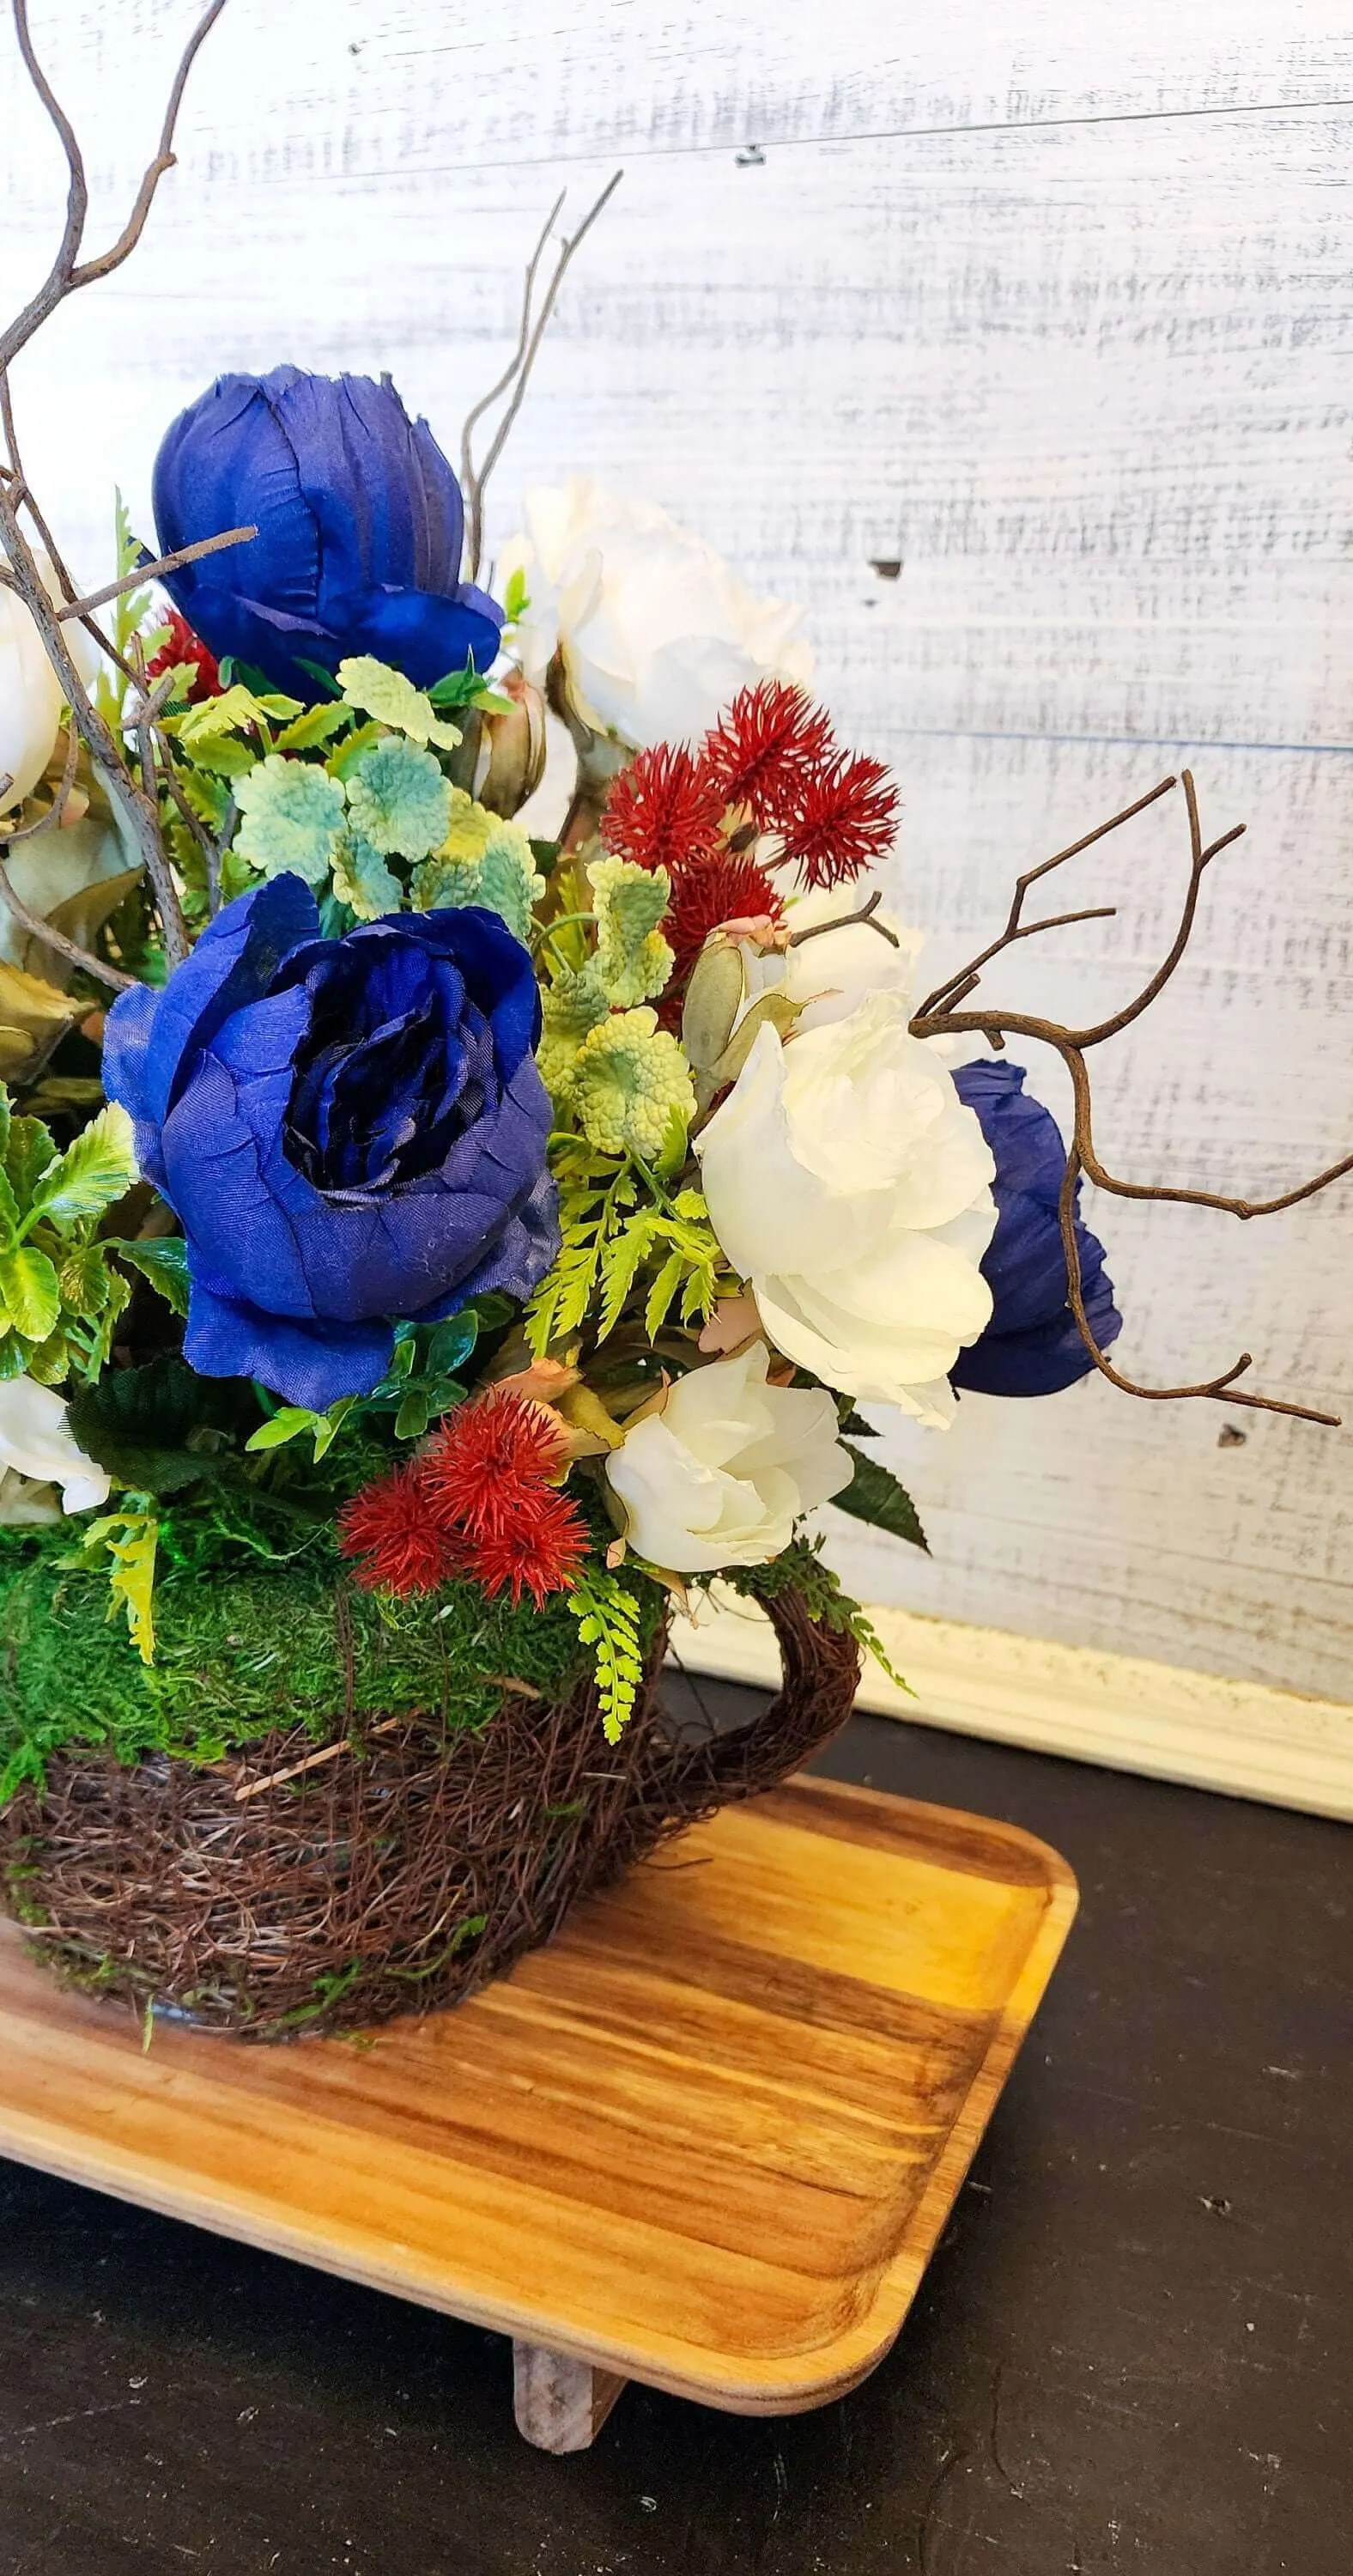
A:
0,1776,1076,2451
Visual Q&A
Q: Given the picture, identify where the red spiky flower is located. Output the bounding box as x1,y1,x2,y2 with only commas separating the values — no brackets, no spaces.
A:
460,1489,590,1609
703,681,835,826
422,1388,571,1540
658,851,786,1028
337,1463,460,1596
773,751,899,889
601,742,726,876
145,605,222,704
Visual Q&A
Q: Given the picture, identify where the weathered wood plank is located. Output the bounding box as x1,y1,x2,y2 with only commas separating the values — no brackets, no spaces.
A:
1,4,1349,1694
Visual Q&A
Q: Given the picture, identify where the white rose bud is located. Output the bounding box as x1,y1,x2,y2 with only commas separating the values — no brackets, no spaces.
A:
499,478,813,753
604,1341,852,1575
695,992,998,1426
0,1376,111,1516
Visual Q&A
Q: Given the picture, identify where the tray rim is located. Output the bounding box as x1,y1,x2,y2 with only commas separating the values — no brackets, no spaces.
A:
0,1775,1078,2415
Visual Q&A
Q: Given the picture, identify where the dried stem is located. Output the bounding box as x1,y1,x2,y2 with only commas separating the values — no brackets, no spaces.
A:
36,524,255,624
461,171,622,580
913,771,1350,1428
2,0,230,372
0,829,137,992
786,888,901,950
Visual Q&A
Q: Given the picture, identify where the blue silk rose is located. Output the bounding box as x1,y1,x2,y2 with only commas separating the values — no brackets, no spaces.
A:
102,877,558,1410
950,1060,1121,1397
153,367,503,699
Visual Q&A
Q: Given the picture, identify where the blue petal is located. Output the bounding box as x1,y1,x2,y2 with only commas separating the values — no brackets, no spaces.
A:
185,1270,394,1408
950,1058,1123,1398
343,584,504,688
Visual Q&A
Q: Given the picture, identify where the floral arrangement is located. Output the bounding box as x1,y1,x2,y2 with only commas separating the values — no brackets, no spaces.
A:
0,7,1345,1869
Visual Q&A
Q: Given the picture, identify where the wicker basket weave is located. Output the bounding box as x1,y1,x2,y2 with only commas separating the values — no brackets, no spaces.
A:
0,1587,859,2039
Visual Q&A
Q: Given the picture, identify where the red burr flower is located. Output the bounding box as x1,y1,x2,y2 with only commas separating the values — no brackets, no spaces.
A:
337,1463,459,1596
601,743,725,876
773,751,899,889
422,1388,570,1540
703,681,835,826
460,1487,590,1609
146,605,222,704
658,851,786,1028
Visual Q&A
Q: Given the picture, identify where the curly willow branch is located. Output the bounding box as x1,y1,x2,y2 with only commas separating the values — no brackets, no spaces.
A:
913,770,1350,1429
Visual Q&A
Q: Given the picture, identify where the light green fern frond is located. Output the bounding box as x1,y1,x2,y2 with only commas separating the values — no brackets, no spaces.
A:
566,1566,646,1742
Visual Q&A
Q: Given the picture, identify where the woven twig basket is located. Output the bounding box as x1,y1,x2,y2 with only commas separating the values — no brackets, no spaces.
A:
0,1587,859,2038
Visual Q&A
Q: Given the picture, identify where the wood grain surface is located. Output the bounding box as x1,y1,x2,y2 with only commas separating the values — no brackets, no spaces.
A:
0,1776,1076,2417
1,2,1350,1695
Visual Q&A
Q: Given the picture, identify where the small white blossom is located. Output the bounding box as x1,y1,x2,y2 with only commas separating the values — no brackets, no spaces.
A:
605,1342,852,1573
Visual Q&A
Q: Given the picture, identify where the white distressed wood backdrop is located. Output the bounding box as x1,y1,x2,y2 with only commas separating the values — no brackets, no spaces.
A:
3,0,1350,1697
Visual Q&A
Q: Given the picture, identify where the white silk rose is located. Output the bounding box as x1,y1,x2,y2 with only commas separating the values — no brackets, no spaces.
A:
0,1376,111,1518
0,556,95,813
695,991,998,1425
499,478,813,752
604,1340,852,1574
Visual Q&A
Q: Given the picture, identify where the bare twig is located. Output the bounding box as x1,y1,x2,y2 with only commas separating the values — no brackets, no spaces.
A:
917,773,1176,1019
156,745,223,914
1,718,82,859
0,473,182,962
462,171,622,580
1056,1147,1340,1428
0,837,137,992
2,0,231,372
459,187,565,565
131,665,190,970
0,367,130,675
39,524,256,624
786,888,901,950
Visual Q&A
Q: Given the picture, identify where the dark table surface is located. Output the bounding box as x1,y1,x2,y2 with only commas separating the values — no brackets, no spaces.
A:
1,1688,1349,2576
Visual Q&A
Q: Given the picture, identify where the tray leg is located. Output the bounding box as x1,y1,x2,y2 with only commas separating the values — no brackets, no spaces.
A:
512,2340,628,2451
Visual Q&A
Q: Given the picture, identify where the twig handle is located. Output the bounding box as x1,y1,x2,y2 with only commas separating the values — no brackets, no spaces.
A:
658,1587,861,1824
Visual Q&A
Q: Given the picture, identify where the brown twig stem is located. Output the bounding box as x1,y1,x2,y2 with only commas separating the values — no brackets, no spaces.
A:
786,888,901,950
2,0,230,373
36,525,256,624
461,172,622,580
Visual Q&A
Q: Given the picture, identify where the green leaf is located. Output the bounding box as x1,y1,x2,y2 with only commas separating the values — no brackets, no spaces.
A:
337,656,462,752
4,1115,57,1213
424,1313,478,1378
501,566,530,623
234,755,349,885
108,1234,191,1317
69,1356,248,1495
272,701,355,753
427,657,493,709
346,736,451,861
0,1084,10,1163
83,1511,159,1664
0,1167,19,1250
0,1248,60,1341
27,1105,137,1227
245,1406,323,1455
331,832,403,920
83,1266,131,1376
394,1388,432,1441
58,1242,112,1318
189,732,258,778
831,1445,929,1552
644,1249,685,1341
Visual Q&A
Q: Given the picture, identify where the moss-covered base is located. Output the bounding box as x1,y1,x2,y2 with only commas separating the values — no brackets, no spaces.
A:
0,1530,600,1801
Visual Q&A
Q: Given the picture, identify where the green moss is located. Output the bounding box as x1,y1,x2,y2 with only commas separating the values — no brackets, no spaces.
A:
0,1528,611,1801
